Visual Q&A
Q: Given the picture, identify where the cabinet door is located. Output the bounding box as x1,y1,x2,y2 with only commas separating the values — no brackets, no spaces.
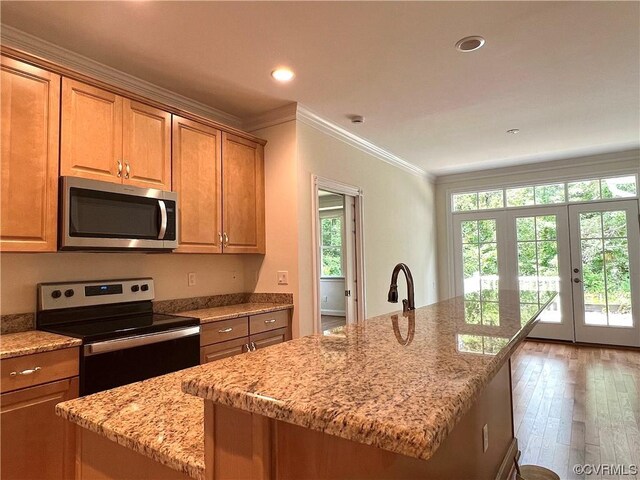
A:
1,56,60,252
123,99,171,190
222,133,265,254
250,327,288,350
172,116,223,253
1,377,78,480
61,78,123,183
200,337,249,364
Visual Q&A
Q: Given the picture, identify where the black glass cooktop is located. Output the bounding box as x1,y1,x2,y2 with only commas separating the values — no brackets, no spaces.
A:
39,311,199,343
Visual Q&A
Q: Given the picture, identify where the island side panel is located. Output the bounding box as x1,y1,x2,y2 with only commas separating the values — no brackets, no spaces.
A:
75,427,193,480
205,359,517,479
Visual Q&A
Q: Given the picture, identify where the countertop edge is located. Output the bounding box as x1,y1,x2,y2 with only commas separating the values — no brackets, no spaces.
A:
180,303,294,324
0,335,82,360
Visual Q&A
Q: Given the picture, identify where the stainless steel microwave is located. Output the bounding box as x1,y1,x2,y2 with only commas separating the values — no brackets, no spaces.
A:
60,177,178,251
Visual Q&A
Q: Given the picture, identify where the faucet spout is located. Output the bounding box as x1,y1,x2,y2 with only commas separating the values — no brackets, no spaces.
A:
387,263,415,313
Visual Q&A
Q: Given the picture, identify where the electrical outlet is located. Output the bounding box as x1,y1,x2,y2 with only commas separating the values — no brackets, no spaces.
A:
482,424,489,452
277,271,289,285
188,272,196,286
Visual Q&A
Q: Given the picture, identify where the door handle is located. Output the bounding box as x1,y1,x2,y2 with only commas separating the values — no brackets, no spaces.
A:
573,278,581,283
124,162,131,179
223,232,229,247
218,232,223,246
117,161,123,178
158,200,167,239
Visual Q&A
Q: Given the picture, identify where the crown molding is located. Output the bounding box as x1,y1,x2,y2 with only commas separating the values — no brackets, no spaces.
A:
296,105,432,180
435,148,640,185
0,24,242,128
244,103,298,132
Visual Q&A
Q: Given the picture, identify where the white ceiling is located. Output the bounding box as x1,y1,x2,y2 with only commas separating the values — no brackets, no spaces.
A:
2,1,638,175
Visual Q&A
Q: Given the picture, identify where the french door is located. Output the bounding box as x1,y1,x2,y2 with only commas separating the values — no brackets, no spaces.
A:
453,199,640,347
569,200,640,347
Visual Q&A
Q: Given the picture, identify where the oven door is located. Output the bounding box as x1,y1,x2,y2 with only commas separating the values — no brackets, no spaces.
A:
60,177,177,250
80,326,200,395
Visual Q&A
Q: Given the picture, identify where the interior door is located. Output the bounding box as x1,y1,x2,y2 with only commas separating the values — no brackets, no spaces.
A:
569,200,640,347
344,194,358,324
507,207,574,341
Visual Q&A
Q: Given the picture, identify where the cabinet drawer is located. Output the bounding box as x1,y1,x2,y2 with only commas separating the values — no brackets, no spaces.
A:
1,347,79,394
200,337,249,364
201,317,249,346
250,310,289,335
250,328,288,350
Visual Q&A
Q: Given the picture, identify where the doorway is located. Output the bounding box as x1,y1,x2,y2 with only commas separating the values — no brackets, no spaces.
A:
453,199,640,347
312,177,365,335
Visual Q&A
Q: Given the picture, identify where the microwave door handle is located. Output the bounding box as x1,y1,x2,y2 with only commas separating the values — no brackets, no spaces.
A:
158,200,167,240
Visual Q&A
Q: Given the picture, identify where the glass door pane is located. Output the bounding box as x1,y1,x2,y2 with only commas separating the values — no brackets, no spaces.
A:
508,207,573,341
569,200,640,347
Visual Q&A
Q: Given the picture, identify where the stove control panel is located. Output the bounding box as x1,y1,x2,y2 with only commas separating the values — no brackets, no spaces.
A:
38,278,155,311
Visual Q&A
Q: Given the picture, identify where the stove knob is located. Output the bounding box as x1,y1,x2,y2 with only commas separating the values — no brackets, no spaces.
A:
140,284,149,292
131,285,140,292
51,290,62,299
64,289,75,298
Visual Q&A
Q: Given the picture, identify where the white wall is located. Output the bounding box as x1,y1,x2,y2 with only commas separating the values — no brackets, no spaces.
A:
434,149,640,300
296,120,438,337
245,120,301,336
0,253,247,314
320,278,345,315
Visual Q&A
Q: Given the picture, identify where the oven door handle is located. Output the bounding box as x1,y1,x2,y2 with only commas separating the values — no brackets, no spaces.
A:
84,326,200,356
158,200,168,240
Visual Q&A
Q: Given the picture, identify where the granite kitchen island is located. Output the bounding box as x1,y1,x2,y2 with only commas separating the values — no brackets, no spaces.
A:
58,291,554,480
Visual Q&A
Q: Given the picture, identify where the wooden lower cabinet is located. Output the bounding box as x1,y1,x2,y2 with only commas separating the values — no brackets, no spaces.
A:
250,327,288,350
1,377,79,480
201,337,249,364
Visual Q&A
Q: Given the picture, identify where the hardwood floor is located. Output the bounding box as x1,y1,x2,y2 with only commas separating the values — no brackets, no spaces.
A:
512,341,640,480
321,315,346,332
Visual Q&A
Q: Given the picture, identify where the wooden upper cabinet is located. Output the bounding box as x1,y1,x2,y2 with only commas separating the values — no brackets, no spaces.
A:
222,132,265,254
1,56,60,252
123,99,171,190
61,78,123,183
61,78,170,188
172,116,223,253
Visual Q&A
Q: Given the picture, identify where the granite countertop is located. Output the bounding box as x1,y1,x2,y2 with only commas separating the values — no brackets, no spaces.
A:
56,371,204,480
0,330,81,359
176,302,293,324
182,290,554,463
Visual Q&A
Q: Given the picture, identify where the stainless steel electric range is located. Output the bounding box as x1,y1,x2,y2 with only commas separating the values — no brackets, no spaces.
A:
36,278,200,396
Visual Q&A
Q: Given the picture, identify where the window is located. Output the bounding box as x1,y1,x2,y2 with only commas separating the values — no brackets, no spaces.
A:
320,216,343,277
452,175,638,213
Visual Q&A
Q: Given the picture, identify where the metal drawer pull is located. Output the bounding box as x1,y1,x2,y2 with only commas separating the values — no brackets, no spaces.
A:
218,327,233,333
10,366,41,377
264,319,276,324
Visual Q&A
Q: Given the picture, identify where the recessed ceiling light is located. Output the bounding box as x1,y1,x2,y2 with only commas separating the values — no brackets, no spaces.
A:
271,67,295,82
506,128,520,134
455,36,485,53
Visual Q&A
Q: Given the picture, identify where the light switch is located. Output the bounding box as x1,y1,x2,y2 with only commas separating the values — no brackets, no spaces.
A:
277,271,289,285
188,272,196,286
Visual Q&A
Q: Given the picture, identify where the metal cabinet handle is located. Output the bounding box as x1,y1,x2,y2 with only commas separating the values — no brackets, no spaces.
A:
223,232,229,247
264,319,276,324
125,163,131,179
10,366,41,377
250,342,257,351
218,327,233,333
117,161,123,178
218,232,223,246
243,343,251,352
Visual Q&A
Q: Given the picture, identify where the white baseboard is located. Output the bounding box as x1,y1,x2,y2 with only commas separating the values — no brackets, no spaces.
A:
321,309,346,317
